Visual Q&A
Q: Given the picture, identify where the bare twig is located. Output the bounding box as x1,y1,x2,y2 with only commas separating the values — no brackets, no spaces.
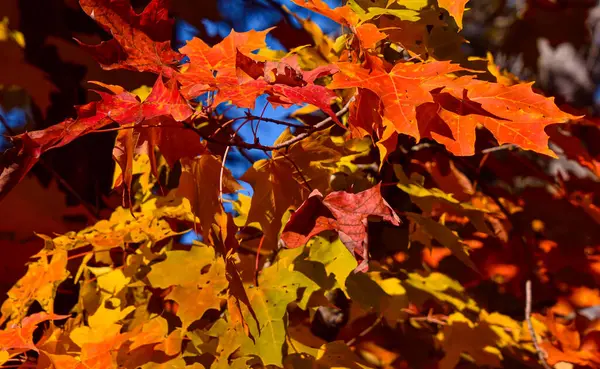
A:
243,114,306,129
219,145,230,205
252,101,269,138
481,144,518,154
281,151,313,192
237,147,256,164
345,315,382,346
525,279,552,369
186,98,353,152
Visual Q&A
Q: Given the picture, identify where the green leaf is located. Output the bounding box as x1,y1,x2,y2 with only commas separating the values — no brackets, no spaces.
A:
306,237,357,292
240,248,321,367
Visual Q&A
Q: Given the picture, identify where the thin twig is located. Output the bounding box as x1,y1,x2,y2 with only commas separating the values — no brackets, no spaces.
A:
345,315,382,346
219,145,230,205
244,114,306,128
237,147,256,164
481,144,518,154
252,102,269,138
186,98,353,152
281,151,313,192
525,279,552,369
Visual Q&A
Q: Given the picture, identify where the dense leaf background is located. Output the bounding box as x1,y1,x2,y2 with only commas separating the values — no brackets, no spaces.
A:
1,0,600,368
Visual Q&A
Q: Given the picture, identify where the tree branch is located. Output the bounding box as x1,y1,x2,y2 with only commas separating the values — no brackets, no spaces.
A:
525,279,552,369
186,98,354,152
0,114,100,220
242,114,307,128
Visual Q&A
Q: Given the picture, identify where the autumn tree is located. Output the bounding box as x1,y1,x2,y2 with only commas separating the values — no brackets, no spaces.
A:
1,0,600,368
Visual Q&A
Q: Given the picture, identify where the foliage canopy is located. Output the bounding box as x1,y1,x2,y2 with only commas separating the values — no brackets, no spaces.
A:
1,0,600,369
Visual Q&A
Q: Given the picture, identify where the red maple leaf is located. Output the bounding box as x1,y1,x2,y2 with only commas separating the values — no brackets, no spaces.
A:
77,0,181,76
236,52,341,122
281,183,400,272
0,77,193,201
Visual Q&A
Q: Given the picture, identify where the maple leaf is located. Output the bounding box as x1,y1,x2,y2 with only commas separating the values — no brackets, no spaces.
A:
329,59,465,140
331,59,577,156
0,77,193,202
108,77,194,203
281,183,400,272
236,51,341,121
290,0,359,27
177,155,241,241
0,312,68,351
209,318,253,369
420,79,578,156
138,118,207,168
406,212,478,271
437,0,469,29
404,272,479,311
241,129,344,248
291,0,391,52
70,323,132,369
242,157,303,248
0,249,69,323
92,76,192,125
178,28,270,104
438,311,521,369
536,312,600,368
146,244,229,330
354,23,387,49
238,247,320,367
179,29,340,117
379,9,466,61
393,164,491,234
348,0,427,22
77,0,181,76
31,195,191,268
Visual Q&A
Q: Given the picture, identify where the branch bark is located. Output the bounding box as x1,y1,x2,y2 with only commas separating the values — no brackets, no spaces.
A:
187,98,354,152
525,279,552,369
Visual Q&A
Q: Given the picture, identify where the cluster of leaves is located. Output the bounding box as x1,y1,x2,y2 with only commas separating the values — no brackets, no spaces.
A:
2,0,600,368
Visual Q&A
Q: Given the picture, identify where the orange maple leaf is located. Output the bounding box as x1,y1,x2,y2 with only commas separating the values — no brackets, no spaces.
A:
178,28,271,105
289,0,359,27
0,312,68,351
330,59,578,156
437,0,469,29
179,29,340,118
329,58,464,139
422,78,578,156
